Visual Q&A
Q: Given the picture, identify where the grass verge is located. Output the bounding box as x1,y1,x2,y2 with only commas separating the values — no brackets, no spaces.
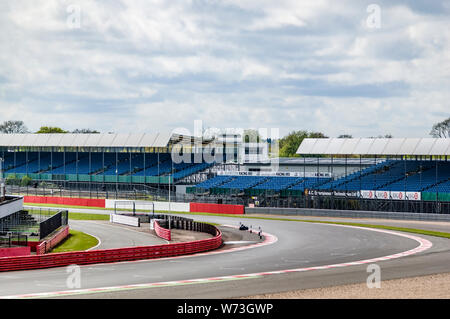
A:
68,212,110,220
50,229,99,253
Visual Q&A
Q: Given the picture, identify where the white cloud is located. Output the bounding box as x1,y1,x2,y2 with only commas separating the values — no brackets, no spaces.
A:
0,0,449,137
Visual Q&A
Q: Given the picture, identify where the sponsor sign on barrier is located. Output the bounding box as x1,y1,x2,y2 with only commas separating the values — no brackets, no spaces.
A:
361,190,421,201
110,214,140,227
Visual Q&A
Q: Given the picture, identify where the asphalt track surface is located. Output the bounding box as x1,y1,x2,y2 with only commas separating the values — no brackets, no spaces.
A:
69,220,168,250
0,207,449,299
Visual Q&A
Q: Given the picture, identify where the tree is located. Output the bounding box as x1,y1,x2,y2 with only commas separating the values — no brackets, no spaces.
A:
0,120,29,133
278,130,328,157
72,129,100,134
242,129,261,143
35,126,68,133
338,134,353,138
430,117,450,138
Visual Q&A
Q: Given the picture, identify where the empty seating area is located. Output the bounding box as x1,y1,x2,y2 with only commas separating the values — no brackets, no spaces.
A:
217,176,269,190
194,175,236,190
192,175,332,194
2,151,213,182
315,160,450,193
190,159,450,196
253,176,303,191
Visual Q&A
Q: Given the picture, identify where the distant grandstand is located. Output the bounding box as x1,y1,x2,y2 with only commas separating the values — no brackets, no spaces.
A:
2,134,449,214
188,138,450,214
0,132,228,189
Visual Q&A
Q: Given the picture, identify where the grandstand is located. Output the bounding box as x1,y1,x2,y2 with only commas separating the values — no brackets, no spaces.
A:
188,138,450,210
0,133,225,188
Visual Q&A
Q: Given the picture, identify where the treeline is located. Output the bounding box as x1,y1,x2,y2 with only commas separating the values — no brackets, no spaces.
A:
0,120,99,134
1,116,448,158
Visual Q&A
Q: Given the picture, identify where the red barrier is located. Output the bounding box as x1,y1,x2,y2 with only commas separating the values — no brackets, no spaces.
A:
36,226,70,255
24,196,105,208
190,202,244,215
0,247,31,257
0,227,222,272
154,221,171,241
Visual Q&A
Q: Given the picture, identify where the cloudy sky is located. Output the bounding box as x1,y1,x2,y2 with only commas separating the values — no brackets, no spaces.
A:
0,0,449,138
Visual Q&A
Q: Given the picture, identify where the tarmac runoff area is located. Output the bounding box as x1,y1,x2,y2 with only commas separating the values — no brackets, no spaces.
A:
243,272,450,299
1,208,449,299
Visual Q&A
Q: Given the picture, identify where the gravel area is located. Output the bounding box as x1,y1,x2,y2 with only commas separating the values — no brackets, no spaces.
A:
243,272,450,299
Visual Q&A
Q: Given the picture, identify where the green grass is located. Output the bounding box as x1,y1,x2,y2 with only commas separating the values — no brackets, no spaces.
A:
50,229,99,253
68,212,110,220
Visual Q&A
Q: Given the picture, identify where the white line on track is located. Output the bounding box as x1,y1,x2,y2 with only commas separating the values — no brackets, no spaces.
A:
0,223,433,299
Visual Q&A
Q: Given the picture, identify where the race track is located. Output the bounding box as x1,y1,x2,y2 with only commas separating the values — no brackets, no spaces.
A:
1,209,449,299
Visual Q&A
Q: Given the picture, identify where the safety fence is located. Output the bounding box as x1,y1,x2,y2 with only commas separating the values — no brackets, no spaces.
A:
154,221,171,241
0,225,222,272
153,214,219,242
36,226,70,255
39,210,68,240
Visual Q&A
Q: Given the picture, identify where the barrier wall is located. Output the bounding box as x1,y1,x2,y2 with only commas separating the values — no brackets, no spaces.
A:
0,227,222,272
24,196,105,208
24,196,244,215
190,202,244,215
0,247,31,257
36,226,70,255
110,214,140,227
105,200,190,212
154,220,171,241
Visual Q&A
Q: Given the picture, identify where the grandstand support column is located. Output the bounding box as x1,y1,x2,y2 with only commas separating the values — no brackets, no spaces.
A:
143,151,146,181
303,156,306,178
115,150,118,199
359,155,362,206
102,150,105,186
374,155,377,192
89,149,92,198
317,157,319,184
63,149,66,189
158,151,160,199
436,158,439,213
345,155,348,195
129,150,132,188
76,148,78,183
331,154,334,209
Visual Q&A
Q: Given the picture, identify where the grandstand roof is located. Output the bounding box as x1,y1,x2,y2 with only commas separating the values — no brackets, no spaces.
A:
296,138,450,156
0,132,206,148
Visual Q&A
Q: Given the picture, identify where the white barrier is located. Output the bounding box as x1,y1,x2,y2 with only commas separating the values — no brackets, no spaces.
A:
110,214,140,227
105,200,190,212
